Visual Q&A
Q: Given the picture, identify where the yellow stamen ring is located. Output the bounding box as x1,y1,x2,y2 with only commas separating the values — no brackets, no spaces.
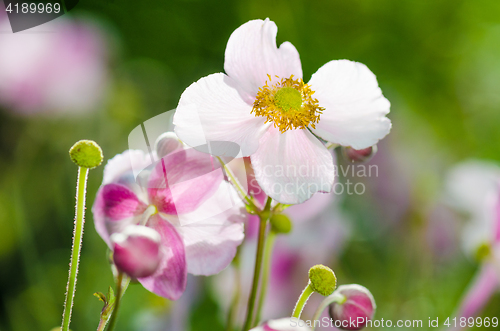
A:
251,75,324,133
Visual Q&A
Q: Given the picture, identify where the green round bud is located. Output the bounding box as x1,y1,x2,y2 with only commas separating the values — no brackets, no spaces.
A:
309,264,337,296
69,140,103,169
270,213,293,234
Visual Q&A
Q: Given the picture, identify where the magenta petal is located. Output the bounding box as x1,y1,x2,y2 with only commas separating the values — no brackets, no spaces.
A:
455,263,499,319
147,148,223,215
92,184,147,244
95,184,147,220
138,215,187,300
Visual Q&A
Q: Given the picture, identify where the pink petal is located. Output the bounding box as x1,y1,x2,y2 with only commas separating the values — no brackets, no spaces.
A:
174,73,269,157
92,184,147,245
111,225,163,279
97,184,146,220
329,285,377,330
138,215,187,300
455,263,499,320
495,190,500,242
147,148,224,215
250,127,335,204
224,19,303,98
175,182,245,275
102,149,152,187
308,60,391,150
154,132,184,159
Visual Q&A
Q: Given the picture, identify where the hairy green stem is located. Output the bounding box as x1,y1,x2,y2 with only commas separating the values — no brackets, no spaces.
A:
61,166,89,331
97,317,107,331
242,198,272,330
254,231,276,325
292,283,314,319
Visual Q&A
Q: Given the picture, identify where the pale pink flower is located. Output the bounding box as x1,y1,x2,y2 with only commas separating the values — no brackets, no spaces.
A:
174,18,391,204
445,160,500,324
92,134,246,300
445,160,500,258
0,17,108,115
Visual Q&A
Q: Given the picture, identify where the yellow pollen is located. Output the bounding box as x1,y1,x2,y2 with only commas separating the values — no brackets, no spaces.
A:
251,75,324,133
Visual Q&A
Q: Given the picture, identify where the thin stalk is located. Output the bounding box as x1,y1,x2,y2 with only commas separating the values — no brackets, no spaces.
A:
242,198,272,330
292,283,314,319
226,249,242,331
96,278,131,331
216,157,259,210
254,231,276,325
106,272,125,331
96,317,107,331
310,292,346,331
61,166,89,331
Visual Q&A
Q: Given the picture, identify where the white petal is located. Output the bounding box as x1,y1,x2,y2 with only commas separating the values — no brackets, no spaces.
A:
173,181,246,276
103,149,152,185
224,19,302,98
308,60,391,149
174,73,269,157
250,127,335,204
250,318,312,331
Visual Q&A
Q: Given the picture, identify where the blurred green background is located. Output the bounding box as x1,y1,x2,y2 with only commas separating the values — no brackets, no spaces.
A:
1,0,500,330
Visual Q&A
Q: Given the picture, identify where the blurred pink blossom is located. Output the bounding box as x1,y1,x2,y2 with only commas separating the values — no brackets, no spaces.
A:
92,133,246,300
0,16,109,115
445,160,500,327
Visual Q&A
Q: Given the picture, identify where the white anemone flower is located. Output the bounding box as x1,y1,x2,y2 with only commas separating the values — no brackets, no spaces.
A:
174,19,391,204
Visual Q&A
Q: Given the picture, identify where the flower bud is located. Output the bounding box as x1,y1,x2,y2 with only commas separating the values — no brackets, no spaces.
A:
111,225,163,278
154,132,184,158
328,284,376,330
69,140,103,169
270,213,293,234
341,145,377,163
309,264,337,296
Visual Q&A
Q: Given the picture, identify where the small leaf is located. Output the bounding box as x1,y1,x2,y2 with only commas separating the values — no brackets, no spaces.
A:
93,292,107,304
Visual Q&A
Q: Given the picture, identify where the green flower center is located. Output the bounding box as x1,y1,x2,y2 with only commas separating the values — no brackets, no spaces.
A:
309,264,337,296
69,140,103,169
274,87,303,112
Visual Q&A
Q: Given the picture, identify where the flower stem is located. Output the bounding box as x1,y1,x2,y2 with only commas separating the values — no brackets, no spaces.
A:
292,283,314,320
61,166,89,331
226,249,242,331
217,157,259,210
310,292,346,330
96,318,107,331
106,272,125,331
242,198,272,331
254,230,276,325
